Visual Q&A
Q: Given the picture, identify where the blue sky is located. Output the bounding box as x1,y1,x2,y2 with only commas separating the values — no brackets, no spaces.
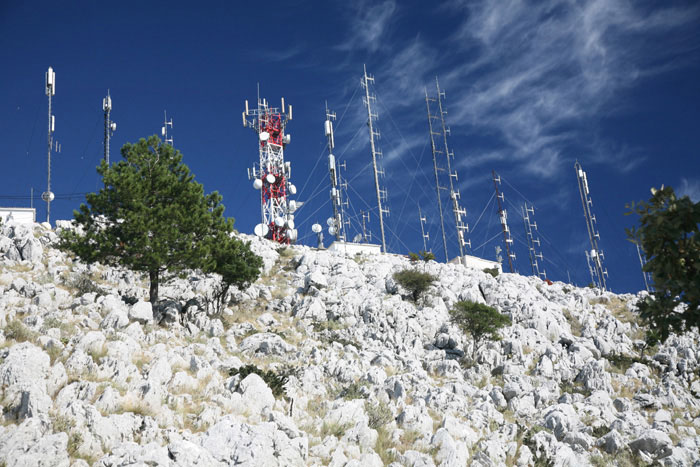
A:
1,0,699,293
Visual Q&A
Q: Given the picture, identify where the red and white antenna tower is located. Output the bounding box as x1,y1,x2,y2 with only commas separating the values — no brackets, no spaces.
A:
493,170,516,273
574,161,608,289
243,95,298,244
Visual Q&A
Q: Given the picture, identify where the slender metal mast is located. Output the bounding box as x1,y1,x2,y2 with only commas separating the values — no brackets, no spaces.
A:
574,161,608,290
162,111,173,146
636,244,652,292
492,170,515,273
324,103,347,242
435,78,469,262
43,67,56,224
522,204,546,279
418,205,430,253
425,88,449,261
103,91,116,165
361,65,388,252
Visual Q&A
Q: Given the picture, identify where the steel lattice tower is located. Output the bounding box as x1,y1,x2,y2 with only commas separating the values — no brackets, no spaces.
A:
425,88,449,261
435,78,470,260
575,161,608,289
492,170,515,273
522,204,546,279
361,65,389,253
244,96,298,244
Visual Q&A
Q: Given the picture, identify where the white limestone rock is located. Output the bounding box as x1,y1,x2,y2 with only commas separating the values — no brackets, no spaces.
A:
129,300,154,324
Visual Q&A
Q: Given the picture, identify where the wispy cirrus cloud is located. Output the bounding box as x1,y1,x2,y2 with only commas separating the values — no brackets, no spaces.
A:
336,0,397,53
677,177,700,202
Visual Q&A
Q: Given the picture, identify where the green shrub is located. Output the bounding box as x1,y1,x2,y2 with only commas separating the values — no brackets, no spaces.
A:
449,300,511,360
366,400,393,429
483,267,499,278
229,364,295,398
393,269,437,302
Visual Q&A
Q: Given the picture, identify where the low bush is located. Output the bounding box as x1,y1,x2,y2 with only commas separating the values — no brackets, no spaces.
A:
393,269,437,302
229,364,295,398
449,300,511,360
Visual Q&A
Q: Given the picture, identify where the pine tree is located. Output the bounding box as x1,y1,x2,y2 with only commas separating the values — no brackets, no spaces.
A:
60,135,258,304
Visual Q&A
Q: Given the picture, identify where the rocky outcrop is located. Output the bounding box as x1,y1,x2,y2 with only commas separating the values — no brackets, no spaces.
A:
0,221,698,466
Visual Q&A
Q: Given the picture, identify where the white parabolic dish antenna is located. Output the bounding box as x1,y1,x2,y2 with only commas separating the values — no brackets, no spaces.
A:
259,131,270,142
266,174,276,184
326,217,335,227
254,223,269,237
253,179,263,190
328,226,336,236
288,184,297,195
312,223,322,233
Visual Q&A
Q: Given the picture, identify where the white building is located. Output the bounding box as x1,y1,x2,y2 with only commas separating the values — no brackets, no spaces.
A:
449,254,502,274
0,208,36,225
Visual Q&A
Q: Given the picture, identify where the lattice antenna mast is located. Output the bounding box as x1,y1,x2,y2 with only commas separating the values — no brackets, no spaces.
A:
574,161,608,290
103,91,116,165
161,111,173,146
361,211,371,243
361,65,388,252
522,204,546,279
43,67,56,223
418,205,430,253
435,78,470,261
243,95,298,244
492,170,515,273
425,88,449,261
324,103,347,242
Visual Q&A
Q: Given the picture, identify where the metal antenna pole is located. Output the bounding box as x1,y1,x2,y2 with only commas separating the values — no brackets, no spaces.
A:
361,211,371,243
425,88,449,262
325,103,346,242
435,77,469,263
574,161,608,290
418,205,430,253
522,203,546,279
492,170,515,273
361,65,388,253
103,91,116,165
162,111,173,146
43,67,56,224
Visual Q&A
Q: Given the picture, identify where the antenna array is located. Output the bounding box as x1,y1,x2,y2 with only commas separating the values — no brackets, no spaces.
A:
243,95,298,244
361,65,389,253
574,161,608,289
522,203,546,279
425,88,449,261
324,104,348,242
43,66,56,223
492,170,515,273
361,211,371,243
162,111,173,146
418,205,430,253
103,91,116,165
435,78,470,259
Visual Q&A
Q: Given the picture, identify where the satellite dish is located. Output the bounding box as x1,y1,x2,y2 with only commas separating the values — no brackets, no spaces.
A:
288,200,297,212
288,229,298,241
288,184,297,195
41,191,54,202
266,174,276,184
328,226,337,236
253,179,263,190
275,217,285,227
326,217,335,227
312,223,322,233
284,134,291,144
352,234,362,243
286,219,295,230
254,223,269,237
259,131,270,142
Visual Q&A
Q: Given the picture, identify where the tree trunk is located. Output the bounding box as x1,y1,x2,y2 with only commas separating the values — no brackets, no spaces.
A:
149,269,159,305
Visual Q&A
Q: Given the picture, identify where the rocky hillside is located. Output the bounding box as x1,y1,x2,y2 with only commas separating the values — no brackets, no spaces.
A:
0,221,699,466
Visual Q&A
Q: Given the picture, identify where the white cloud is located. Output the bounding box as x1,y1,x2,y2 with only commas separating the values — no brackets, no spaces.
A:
677,177,700,202
337,0,397,53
